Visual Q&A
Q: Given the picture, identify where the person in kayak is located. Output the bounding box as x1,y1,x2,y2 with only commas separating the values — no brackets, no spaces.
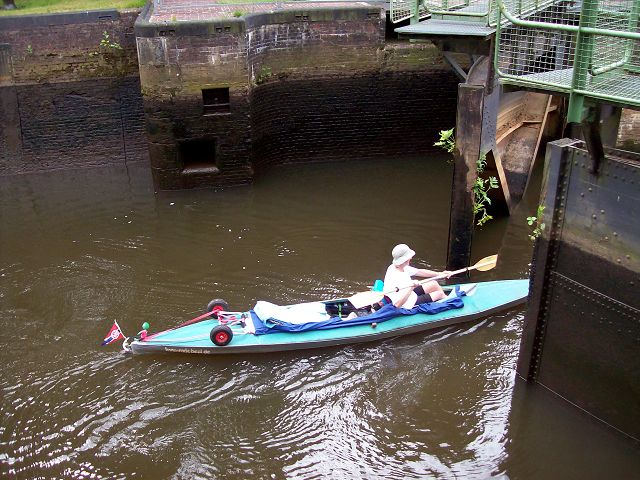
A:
383,243,452,308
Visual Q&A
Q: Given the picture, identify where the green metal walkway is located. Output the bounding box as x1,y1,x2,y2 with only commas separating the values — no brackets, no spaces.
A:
391,0,640,122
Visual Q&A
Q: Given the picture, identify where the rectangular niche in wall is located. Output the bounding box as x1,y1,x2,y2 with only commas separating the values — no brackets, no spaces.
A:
178,138,219,174
202,87,230,115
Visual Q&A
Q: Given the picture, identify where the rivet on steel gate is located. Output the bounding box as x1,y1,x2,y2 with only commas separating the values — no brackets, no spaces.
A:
600,209,605,214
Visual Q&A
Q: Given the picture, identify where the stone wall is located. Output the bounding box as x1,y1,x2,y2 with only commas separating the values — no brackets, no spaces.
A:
0,10,147,175
136,13,252,189
2,7,638,186
618,109,640,152
136,6,459,189
251,66,458,170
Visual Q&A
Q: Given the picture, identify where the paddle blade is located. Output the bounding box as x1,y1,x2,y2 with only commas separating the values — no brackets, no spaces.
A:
348,290,384,309
474,254,498,272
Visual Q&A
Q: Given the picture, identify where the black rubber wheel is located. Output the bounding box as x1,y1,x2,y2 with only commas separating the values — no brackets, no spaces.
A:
207,298,230,318
210,325,233,346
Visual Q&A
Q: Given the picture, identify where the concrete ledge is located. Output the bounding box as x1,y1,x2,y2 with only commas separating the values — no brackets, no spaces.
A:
0,9,121,29
135,2,382,38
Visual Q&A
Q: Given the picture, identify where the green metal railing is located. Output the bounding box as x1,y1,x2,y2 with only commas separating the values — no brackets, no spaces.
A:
391,0,556,26
495,0,640,121
391,0,640,121
390,0,430,24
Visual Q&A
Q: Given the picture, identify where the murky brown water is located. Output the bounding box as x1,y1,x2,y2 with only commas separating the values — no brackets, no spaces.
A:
1,157,638,479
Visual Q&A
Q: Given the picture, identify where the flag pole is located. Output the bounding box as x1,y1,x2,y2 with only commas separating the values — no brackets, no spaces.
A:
114,320,127,338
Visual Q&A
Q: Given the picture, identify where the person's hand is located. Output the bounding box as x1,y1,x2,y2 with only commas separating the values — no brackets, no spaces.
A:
413,280,421,288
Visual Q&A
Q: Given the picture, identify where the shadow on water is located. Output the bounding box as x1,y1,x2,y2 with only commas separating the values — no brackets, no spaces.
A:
1,156,638,478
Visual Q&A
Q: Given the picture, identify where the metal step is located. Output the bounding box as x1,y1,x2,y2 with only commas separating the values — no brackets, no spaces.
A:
395,19,495,38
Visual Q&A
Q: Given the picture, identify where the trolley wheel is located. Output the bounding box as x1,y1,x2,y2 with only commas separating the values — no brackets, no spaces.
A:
206,299,230,318
210,325,233,346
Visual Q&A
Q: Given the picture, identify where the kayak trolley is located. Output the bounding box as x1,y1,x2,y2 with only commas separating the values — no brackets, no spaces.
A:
206,298,247,346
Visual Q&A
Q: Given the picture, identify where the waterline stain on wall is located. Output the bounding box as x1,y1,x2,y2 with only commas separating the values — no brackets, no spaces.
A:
1,6,460,189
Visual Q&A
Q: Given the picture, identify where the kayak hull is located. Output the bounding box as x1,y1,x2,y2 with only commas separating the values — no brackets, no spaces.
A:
130,279,529,355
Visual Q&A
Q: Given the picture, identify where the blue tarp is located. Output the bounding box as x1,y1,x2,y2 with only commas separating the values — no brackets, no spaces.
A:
250,289,466,335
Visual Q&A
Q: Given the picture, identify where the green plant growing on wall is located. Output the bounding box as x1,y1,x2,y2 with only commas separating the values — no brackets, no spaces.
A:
434,128,499,227
434,128,455,153
91,30,128,76
26,44,33,55
473,153,499,227
255,66,272,85
99,31,122,51
527,205,546,241
232,10,244,17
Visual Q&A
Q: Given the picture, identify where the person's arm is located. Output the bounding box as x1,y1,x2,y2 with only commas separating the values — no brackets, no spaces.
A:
391,281,418,307
389,281,420,308
414,268,452,278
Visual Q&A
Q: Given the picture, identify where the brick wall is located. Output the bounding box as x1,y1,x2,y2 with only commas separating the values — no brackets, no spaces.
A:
618,109,640,152
0,10,147,175
7,77,146,174
136,21,252,189
2,8,636,185
136,6,458,189
0,11,139,83
246,22,458,170
250,69,458,170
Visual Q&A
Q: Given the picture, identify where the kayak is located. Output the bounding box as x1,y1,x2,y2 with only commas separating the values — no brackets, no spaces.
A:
127,279,528,355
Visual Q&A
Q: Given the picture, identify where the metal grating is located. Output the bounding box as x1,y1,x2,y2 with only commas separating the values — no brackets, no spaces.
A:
425,0,481,11
496,0,640,112
390,0,430,23
419,0,556,27
423,0,494,24
585,0,640,105
497,4,579,91
395,19,496,36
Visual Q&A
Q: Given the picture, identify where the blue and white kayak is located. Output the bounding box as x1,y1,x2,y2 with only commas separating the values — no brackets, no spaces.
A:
128,279,529,355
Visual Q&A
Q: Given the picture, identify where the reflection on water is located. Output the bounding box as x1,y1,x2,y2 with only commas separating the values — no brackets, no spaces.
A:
0,158,638,478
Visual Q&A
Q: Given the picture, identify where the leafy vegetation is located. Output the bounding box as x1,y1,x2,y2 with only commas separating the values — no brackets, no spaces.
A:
99,30,122,51
434,128,455,153
435,128,499,227
255,66,272,85
527,205,546,241
473,154,499,227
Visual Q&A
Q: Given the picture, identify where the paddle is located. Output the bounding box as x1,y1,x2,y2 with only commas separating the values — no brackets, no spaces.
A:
347,254,498,309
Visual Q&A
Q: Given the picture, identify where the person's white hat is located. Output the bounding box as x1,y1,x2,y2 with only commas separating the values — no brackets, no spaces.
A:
392,244,415,265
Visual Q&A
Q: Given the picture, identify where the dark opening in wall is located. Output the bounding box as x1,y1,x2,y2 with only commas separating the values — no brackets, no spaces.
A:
178,138,219,174
202,87,230,115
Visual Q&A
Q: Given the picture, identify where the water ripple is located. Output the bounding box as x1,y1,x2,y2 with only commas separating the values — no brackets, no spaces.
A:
4,161,628,479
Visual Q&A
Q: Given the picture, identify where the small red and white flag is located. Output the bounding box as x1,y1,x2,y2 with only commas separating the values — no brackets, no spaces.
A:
101,321,125,346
